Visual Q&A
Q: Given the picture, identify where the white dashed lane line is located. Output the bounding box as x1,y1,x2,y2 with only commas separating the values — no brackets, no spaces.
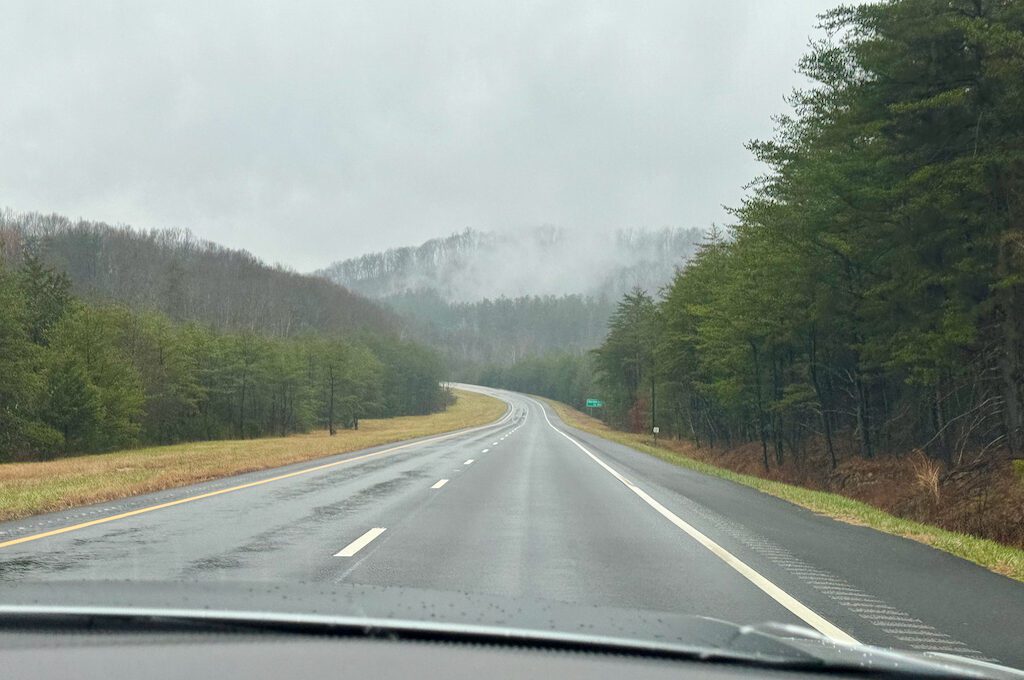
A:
464,459,474,465
334,527,386,557
431,479,449,489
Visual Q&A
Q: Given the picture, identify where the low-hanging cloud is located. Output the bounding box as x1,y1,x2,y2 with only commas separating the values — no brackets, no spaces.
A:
0,0,837,271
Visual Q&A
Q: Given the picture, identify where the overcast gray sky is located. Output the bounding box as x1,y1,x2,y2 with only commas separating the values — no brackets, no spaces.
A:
1,1,840,271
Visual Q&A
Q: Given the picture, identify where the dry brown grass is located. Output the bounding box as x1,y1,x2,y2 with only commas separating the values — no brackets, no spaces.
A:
910,449,942,504
0,389,506,522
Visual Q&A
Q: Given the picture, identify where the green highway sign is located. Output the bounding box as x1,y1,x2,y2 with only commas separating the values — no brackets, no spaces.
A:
586,398,604,408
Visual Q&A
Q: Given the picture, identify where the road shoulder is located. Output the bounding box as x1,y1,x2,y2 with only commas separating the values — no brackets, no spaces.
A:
543,398,1024,584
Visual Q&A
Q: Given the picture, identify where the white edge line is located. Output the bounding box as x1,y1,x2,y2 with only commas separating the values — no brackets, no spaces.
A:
526,396,858,645
334,527,386,557
431,479,449,489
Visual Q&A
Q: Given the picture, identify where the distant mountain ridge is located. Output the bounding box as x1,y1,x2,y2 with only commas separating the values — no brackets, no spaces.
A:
0,210,399,338
317,226,703,302
316,226,704,369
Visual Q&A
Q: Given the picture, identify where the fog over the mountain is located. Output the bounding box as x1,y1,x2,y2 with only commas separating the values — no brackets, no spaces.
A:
320,226,702,303
1,1,836,271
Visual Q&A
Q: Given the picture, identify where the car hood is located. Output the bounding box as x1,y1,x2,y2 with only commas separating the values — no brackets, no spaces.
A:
0,580,1020,679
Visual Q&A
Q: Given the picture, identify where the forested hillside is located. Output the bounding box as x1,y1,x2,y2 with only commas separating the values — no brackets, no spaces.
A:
0,211,398,338
492,0,1024,470
0,215,449,462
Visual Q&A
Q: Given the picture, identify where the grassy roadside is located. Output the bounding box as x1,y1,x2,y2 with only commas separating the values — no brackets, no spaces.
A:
545,398,1024,583
0,389,506,523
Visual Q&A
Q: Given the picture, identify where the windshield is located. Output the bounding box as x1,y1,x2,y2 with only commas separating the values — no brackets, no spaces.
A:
1,0,1023,675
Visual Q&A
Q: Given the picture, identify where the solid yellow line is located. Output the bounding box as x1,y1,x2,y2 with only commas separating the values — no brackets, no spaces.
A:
0,408,512,550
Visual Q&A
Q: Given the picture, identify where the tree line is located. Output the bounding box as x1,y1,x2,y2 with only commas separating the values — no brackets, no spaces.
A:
590,0,1023,470
388,289,615,369
0,253,448,461
475,352,596,410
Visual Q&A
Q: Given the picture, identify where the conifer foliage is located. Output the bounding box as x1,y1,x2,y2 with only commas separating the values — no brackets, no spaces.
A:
592,0,1023,468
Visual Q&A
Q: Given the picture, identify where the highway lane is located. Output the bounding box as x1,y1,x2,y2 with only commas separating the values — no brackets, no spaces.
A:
1,386,1022,667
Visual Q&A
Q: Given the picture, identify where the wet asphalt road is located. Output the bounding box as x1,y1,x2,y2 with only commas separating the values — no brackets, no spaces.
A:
1,385,1022,667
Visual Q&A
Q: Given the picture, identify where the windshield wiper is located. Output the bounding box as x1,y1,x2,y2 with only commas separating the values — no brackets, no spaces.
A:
0,604,827,667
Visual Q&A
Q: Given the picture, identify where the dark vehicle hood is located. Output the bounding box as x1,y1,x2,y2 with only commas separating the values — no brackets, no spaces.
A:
0,581,1020,679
